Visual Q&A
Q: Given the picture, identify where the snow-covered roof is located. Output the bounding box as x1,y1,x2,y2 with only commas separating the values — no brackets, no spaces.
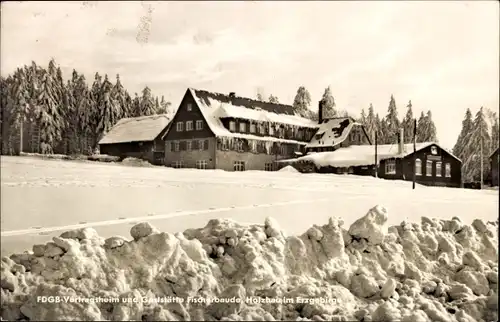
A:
305,117,358,148
98,114,171,145
189,88,319,145
280,142,460,168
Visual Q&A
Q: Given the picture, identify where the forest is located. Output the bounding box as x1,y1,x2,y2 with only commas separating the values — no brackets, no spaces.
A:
2,59,498,183
0,59,172,155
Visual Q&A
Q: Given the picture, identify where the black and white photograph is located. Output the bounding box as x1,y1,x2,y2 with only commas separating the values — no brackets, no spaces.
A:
0,1,498,321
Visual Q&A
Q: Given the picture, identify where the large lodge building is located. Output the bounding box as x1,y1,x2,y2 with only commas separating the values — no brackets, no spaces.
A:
99,88,462,187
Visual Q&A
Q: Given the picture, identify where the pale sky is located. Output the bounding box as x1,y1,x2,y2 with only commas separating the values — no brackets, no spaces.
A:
1,1,498,149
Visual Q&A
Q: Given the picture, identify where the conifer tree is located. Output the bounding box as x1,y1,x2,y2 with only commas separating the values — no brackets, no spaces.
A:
365,104,377,143
111,74,127,119
320,86,337,118
360,108,367,125
384,94,400,142
453,108,474,158
158,95,172,116
140,86,156,116
37,71,63,154
402,100,414,143
460,107,491,182
416,111,426,143
268,94,279,104
96,74,120,138
292,86,312,118
132,93,141,117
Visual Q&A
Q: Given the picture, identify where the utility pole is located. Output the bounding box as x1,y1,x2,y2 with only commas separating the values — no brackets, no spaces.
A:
480,118,483,189
413,118,417,189
19,113,23,155
375,132,378,178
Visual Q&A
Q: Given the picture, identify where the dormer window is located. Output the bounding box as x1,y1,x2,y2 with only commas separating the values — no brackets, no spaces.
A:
239,122,246,132
269,126,275,136
250,123,256,133
229,121,236,131
315,131,325,140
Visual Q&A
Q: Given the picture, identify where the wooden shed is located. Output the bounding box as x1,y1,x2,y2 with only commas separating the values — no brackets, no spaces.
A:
98,114,171,165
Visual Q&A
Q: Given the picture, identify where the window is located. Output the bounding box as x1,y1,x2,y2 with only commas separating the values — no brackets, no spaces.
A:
436,161,442,177
221,139,228,150
297,130,304,141
280,145,287,155
239,122,246,132
193,140,199,150
186,141,192,151
196,120,203,130
315,132,325,140
234,161,245,172
186,121,193,131
426,160,433,176
204,140,209,150
445,163,451,177
431,146,437,155
415,158,422,176
176,122,183,132
187,103,192,111
265,163,274,171
196,160,207,169
229,121,236,131
180,141,186,151
173,141,179,152
250,123,256,133
385,159,396,175
250,140,257,153
197,140,203,151
172,161,184,168
236,141,244,152
269,126,275,136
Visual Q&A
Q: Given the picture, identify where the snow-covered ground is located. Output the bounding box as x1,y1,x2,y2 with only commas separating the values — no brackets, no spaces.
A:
1,156,498,255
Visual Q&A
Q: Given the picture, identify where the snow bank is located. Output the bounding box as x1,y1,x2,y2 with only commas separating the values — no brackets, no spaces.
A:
19,152,71,160
278,165,300,173
1,207,498,321
87,154,121,163
121,157,153,167
17,153,120,163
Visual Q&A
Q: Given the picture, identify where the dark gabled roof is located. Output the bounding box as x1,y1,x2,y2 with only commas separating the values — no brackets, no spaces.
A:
305,117,359,148
99,114,171,145
192,89,296,116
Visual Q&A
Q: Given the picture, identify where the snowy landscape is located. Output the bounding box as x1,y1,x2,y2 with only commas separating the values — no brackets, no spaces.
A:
1,156,499,320
1,1,498,321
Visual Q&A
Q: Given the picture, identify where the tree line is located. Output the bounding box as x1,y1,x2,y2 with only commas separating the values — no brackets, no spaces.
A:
259,86,438,145
0,59,173,155
453,107,499,183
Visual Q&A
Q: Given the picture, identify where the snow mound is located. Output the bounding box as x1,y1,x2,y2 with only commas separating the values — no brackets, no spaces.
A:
121,157,153,167
1,207,498,321
88,154,121,163
278,165,300,173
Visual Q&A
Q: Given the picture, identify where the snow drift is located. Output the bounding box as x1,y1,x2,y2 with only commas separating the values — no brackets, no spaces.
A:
278,165,300,173
1,206,498,321
121,157,153,167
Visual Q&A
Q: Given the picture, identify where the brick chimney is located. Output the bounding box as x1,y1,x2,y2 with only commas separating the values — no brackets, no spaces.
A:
318,100,324,124
398,128,404,154
229,92,236,98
